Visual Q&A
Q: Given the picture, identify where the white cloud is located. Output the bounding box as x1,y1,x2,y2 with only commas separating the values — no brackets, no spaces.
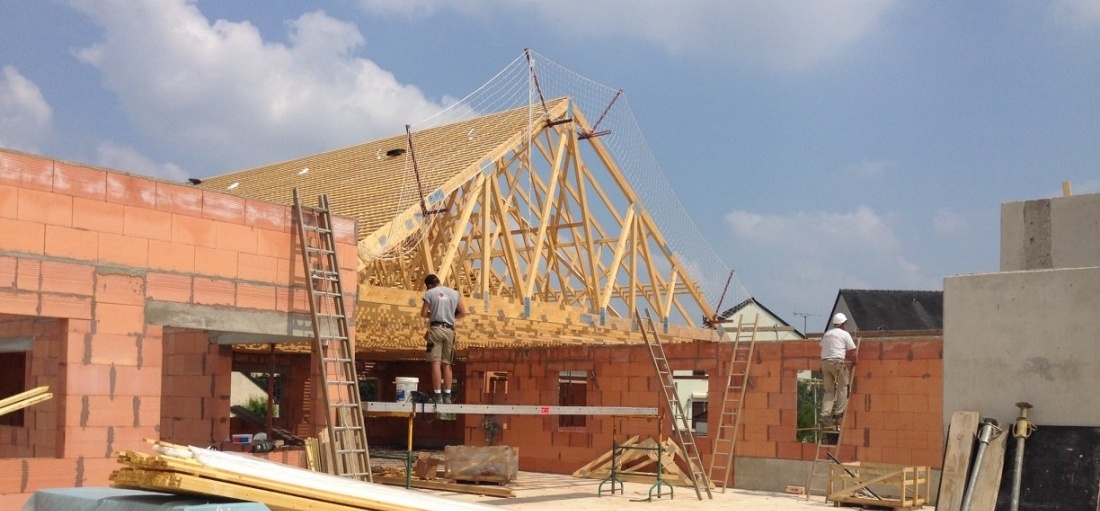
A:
94,141,188,182
68,0,447,173
1051,0,1100,28
361,0,899,72
0,65,52,153
723,205,928,325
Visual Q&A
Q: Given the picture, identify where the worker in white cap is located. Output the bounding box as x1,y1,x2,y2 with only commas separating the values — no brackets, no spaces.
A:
819,313,857,425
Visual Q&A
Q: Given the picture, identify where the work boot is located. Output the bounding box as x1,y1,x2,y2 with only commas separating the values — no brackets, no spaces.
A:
832,413,844,423
819,414,835,426
433,393,443,405
442,394,452,404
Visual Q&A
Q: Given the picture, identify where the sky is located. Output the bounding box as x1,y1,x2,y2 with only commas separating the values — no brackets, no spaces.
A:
1,0,1098,333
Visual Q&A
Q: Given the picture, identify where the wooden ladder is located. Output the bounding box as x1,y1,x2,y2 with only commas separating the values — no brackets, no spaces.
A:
707,313,760,492
805,336,861,501
293,189,372,481
636,310,712,500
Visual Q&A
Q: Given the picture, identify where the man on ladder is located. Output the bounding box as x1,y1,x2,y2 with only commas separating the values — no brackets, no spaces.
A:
819,313,857,427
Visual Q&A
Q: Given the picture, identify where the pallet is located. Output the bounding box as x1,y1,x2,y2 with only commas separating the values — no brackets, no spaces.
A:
827,462,930,510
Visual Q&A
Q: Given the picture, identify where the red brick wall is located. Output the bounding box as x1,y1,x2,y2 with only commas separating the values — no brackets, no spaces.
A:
455,337,943,481
0,148,356,505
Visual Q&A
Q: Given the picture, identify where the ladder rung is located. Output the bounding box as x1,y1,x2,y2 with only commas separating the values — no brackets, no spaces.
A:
306,246,334,254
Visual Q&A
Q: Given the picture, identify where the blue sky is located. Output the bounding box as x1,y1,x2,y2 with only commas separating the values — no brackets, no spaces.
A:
2,1,1097,332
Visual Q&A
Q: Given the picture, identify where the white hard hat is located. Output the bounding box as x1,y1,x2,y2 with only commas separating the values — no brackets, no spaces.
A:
832,313,847,325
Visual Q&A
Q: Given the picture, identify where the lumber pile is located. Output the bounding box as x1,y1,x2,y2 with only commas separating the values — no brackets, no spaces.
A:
571,436,698,487
0,386,52,417
110,442,500,511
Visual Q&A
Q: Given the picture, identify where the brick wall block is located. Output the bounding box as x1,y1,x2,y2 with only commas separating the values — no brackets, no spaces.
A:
39,260,94,295
72,197,125,235
95,273,145,306
245,200,287,231
44,224,98,260
0,150,54,190
146,272,192,303
105,174,157,209
0,218,45,254
94,303,144,336
201,193,246,224
123,205,173,242
18,187,73,227
148,239,196,273
15,258,41,291
172,213,218,248
156,182,203,217
53,161,106,200
0,184,15,219
193,276,235,306
98,232,149,268
238,253,278,283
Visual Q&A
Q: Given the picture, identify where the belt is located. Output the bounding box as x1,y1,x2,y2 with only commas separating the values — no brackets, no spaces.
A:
823,358,844,362
430,322,453,329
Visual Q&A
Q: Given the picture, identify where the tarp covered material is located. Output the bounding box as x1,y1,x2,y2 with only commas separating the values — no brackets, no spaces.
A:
23,487,271,511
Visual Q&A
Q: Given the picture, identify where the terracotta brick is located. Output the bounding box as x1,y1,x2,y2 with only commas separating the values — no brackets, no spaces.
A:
38,259,93,294
148,239,195,273
0,151,54,191
12,257,40,292
105,173,157,208
0,217,45,254
156,181,204,217
0,288,39,315
236,282,276,310
202,192,246,224
880,341,912,360
253,228,288,257
911,340,942,360
87,333,140,366
245,199,288,231
95,273,145,306
332,216,357,244
193,276,234,306
53,161,107,200
0,255,14,287
0,184,16,219
194,246,237,279
43,224,98,261
237,253,277,283
40,293,93,319
98,232,149,268
123,205,173,242
83,395,138,427
95,303,145,336
72,197,125,235
171,212,218,248
216,221,258,254
146,272,192,302
61,364,113,396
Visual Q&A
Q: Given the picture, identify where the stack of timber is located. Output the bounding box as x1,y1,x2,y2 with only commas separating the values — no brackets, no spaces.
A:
827,462,930,510
110,442,501,511
0,386,52,417
572,436,700,488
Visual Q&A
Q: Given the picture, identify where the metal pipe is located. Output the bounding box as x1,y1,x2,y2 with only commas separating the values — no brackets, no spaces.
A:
960,417,999,511
1009,401,1035,511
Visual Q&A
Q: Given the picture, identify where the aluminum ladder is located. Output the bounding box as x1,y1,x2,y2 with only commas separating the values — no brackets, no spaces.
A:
293,189,372,481
706,313,760,492
636,309,712,500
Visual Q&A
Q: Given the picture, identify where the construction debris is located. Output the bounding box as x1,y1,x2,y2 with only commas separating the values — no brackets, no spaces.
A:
572,436,697,488
110,442,501,511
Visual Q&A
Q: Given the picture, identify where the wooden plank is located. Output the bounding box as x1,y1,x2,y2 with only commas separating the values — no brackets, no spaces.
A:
937,411,981,511
967,429,1008,511
372,476,514,498
573,435,640,477
0,386,49,409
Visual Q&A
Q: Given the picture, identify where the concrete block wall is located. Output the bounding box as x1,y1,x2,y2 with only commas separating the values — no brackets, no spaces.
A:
457,336,942,490
0,148,357,507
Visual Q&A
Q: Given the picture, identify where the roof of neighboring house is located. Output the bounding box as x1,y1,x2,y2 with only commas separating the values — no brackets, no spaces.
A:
836,289,943,331
717,297,803,337
197,98,569,240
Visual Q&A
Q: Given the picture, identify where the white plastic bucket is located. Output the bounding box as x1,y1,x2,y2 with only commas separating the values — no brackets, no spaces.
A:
395,377,419,402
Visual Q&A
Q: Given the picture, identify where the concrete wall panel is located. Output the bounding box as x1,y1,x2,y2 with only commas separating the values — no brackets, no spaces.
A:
944,266,1100,425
